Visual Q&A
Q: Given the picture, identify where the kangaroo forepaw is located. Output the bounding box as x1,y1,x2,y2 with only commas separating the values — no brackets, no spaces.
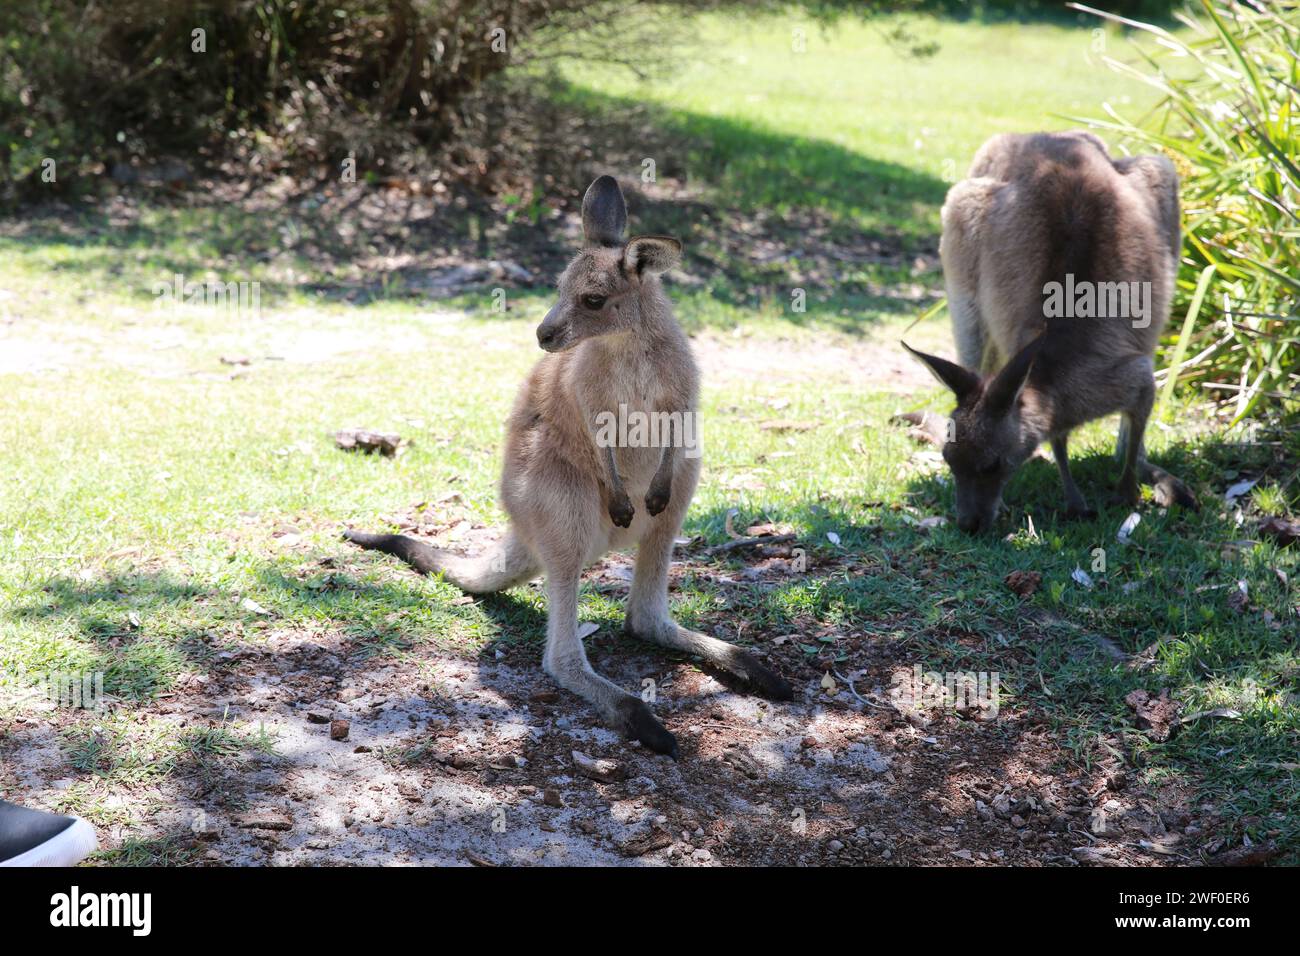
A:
644,487,670,517
615,698,678,758
734,651,795,701
609,493,635,528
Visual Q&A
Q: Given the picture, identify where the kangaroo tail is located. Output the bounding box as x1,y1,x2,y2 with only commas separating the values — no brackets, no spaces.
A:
343,528,539,595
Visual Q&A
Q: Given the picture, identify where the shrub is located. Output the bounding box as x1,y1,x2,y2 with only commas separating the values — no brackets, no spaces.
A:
1076,0,1298,421
0,1,709,196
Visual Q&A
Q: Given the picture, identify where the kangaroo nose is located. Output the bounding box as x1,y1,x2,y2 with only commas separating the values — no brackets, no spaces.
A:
957,514,982,534
536,325,556,349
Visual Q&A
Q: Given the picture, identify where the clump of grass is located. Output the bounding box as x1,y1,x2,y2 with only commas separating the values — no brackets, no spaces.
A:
1074,0,1299,422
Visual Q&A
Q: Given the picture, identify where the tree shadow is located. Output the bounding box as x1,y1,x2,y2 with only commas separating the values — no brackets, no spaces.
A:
0,74,948,334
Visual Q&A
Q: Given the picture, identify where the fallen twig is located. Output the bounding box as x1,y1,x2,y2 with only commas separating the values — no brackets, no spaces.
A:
705,534,796,555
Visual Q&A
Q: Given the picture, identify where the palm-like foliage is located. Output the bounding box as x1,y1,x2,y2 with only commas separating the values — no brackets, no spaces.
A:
1074,0,1298,422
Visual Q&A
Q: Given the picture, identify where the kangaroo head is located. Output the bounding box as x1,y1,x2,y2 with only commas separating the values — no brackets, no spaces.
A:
903,337,1044,534
535,175,682,353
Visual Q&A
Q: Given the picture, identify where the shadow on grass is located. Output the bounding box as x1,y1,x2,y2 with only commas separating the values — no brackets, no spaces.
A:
10,487,1294,863
890,417,1300,862
918,0,1182,30
0,76,948,334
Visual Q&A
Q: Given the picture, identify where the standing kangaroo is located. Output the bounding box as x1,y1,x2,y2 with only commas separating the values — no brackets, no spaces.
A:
904,131,1197,533
345,176,793,757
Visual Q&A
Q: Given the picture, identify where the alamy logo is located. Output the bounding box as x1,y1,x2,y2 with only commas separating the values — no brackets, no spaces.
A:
594,404,702,459
1,667,105,711
50,886,152,936
1042,273,1151,328
152,273,261,318
890,664,1000,718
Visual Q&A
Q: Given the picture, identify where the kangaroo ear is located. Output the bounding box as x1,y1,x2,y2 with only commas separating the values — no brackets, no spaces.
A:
624,236,681,276
581,175,627,248
901,341,980,402
984,335,1043,415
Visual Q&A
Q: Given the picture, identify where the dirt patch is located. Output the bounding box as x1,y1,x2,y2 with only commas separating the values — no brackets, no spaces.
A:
1,540,1214,867
694,327,944,395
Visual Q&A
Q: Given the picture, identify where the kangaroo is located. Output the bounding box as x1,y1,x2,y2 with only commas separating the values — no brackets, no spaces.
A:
903,131,1197,533
345,175,793,757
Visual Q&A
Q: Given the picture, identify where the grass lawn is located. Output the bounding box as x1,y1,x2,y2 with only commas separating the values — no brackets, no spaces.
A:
0,11,1296,866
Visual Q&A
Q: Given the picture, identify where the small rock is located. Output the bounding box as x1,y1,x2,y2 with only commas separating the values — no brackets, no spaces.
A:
543,789,564,808
329,719,350,741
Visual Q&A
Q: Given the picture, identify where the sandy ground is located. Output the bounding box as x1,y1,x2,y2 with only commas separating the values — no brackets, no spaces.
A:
0,310,1210,867
0,578,1197,868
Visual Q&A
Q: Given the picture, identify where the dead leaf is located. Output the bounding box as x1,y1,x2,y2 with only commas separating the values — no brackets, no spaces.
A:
572,750,623,784
239,597,271,616
1005,570,1042,598
1180,707,1242,724
1259,516,1300,548
334,428,407,457
759,419,818,433
620,828,672,858
234,810,293,831
1209,842,1278,866
1072,845,1124,866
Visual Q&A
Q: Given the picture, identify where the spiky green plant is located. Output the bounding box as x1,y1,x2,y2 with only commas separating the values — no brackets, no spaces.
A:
1073,0,1298,423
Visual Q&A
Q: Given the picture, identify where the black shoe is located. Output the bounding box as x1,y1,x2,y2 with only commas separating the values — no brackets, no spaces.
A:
0,799,97,867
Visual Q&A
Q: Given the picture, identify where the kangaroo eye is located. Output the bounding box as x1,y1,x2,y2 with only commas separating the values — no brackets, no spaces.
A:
581,294,607,310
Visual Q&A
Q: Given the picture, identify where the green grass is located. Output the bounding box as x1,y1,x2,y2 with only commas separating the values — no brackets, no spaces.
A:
1,10,1297,864
556,11,1165,237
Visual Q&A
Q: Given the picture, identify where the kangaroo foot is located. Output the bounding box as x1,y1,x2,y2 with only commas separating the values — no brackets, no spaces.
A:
613,697,678,758
730,649,795,701
1149,471,1197,509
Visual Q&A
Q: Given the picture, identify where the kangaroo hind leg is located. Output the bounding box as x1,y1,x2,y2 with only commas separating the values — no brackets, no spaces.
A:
624,517,793,701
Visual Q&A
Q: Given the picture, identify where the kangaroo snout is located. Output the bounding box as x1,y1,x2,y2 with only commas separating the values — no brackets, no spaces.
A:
535,322,564,351
535,306,569,352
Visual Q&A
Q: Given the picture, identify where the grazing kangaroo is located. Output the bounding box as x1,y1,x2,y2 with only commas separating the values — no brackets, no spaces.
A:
904,131,1197,533
345,175,793,757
